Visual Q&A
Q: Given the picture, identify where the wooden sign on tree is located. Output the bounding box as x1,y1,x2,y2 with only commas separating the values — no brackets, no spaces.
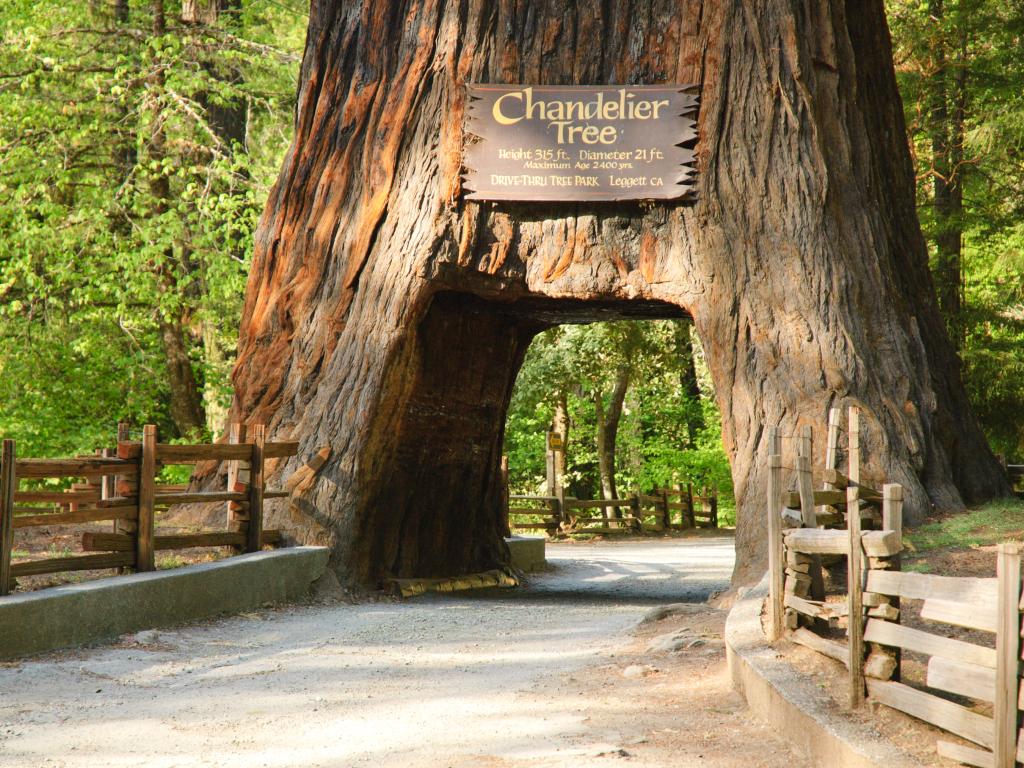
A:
462,85,698,201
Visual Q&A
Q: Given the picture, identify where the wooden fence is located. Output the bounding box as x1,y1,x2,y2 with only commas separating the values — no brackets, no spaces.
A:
767,406,1022,768
506,482,718,536
0,423,298,594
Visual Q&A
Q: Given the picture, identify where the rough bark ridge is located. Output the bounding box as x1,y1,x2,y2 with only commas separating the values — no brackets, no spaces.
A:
231,0,1008,587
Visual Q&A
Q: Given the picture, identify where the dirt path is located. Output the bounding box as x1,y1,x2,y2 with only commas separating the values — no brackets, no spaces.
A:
0,537,809,767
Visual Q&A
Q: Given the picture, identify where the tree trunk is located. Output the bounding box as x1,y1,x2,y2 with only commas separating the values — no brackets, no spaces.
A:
148,0,206,438
594,365,630,503
552,390,569,489
674,320,705,448
928,0,966,347
231,0,1009,588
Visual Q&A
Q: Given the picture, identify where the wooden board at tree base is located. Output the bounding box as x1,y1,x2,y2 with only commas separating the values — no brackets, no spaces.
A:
463,85,698,201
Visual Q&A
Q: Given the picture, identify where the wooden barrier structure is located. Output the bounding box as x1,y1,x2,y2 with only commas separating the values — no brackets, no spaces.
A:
766,407,1024,767
507,475,717,537
0,423,299,594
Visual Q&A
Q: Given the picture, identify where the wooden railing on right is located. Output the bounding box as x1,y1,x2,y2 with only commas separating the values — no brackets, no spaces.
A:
766,406,1023,768
0,423,299,594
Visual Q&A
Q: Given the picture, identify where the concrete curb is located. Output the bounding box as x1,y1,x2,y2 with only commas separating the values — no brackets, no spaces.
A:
505,535,546,572
0,546,330,660
725,574,923,768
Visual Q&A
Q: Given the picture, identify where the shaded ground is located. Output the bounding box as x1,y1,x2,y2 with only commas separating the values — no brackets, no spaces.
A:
0,536,808,767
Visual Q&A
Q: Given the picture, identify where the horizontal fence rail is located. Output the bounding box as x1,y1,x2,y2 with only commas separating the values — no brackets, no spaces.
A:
506,480,718,537
0,423,302,595
765,406,1024,768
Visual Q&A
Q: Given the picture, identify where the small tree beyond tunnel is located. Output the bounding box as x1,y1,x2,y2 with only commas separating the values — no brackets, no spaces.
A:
229,0,1009,588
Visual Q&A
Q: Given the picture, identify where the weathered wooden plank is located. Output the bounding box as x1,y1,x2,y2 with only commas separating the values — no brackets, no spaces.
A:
11,551,136,577
937,741,993,768
867,679,994,749
796,453,816,527
264,490,288,500
509,523,558,530
847,461,866,707
15,457,138,479
154,491,247,505
13,507,139,528
864,618,997,669
790,627,847,665
264,441,299,459
13,490,101,504
563,498,635,509
784,594,847,620
920,598,998,633
866,570,998,605
862,531,903,557
245,425,266,553
82,530,282,551
136,425,157,572
767,453,784,641
994,544,1021,768
927,656,996,703
783,528,901,557
822,406,840,493
509,495,558,502
783,487,880,508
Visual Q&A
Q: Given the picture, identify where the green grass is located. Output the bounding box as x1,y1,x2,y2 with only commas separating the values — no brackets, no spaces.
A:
906,497,1024,552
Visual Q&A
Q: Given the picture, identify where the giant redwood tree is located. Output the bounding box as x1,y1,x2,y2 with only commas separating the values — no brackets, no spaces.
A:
231,0,1009,586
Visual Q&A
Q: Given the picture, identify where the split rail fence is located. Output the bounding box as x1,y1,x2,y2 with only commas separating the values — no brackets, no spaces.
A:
502,454,717,536
766,406,1023,768
0,423,298,594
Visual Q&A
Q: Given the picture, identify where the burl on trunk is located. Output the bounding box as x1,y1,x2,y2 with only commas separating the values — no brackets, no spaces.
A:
231,0,1007,587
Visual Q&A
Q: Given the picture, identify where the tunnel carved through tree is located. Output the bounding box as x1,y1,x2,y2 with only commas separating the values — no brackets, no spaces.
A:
228,0,1008,588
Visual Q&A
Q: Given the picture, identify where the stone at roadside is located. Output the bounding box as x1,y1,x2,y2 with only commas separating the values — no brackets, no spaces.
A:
636,603,707,626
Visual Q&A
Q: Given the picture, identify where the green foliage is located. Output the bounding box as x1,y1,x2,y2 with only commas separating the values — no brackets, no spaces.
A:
906,497,1024,551
504,320,735,523
0,0,306,452
888,0,1024,457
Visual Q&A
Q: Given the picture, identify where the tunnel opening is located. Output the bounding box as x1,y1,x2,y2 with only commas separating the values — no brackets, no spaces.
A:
355,290,727,587
502,317,733,538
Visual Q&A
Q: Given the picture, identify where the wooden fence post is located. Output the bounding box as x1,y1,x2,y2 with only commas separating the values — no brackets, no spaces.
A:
847,456,865,706
500,455,511,536
767,452,785,641
709,487,718,528
628,492,641,532
823,407,840,485
796,425,816,528
113,422,134,573
136,425,157,572
1,439,16,596
226,422,246,531
848,407,860,484
555,478,567,532
685,482,696,528
245,424,266,553
659,489,670,532
881,483,903,682
994,543,1021,768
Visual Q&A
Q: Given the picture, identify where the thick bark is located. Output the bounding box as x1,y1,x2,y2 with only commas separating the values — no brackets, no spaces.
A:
231,0,1009,588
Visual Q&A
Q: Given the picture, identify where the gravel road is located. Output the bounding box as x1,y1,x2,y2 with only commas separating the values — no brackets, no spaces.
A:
0,536,808,768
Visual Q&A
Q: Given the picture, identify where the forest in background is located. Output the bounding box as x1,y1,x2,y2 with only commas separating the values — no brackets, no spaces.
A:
0,1,1021,513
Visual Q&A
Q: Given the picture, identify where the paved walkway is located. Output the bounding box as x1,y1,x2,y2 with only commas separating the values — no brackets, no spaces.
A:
0,536,808,767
